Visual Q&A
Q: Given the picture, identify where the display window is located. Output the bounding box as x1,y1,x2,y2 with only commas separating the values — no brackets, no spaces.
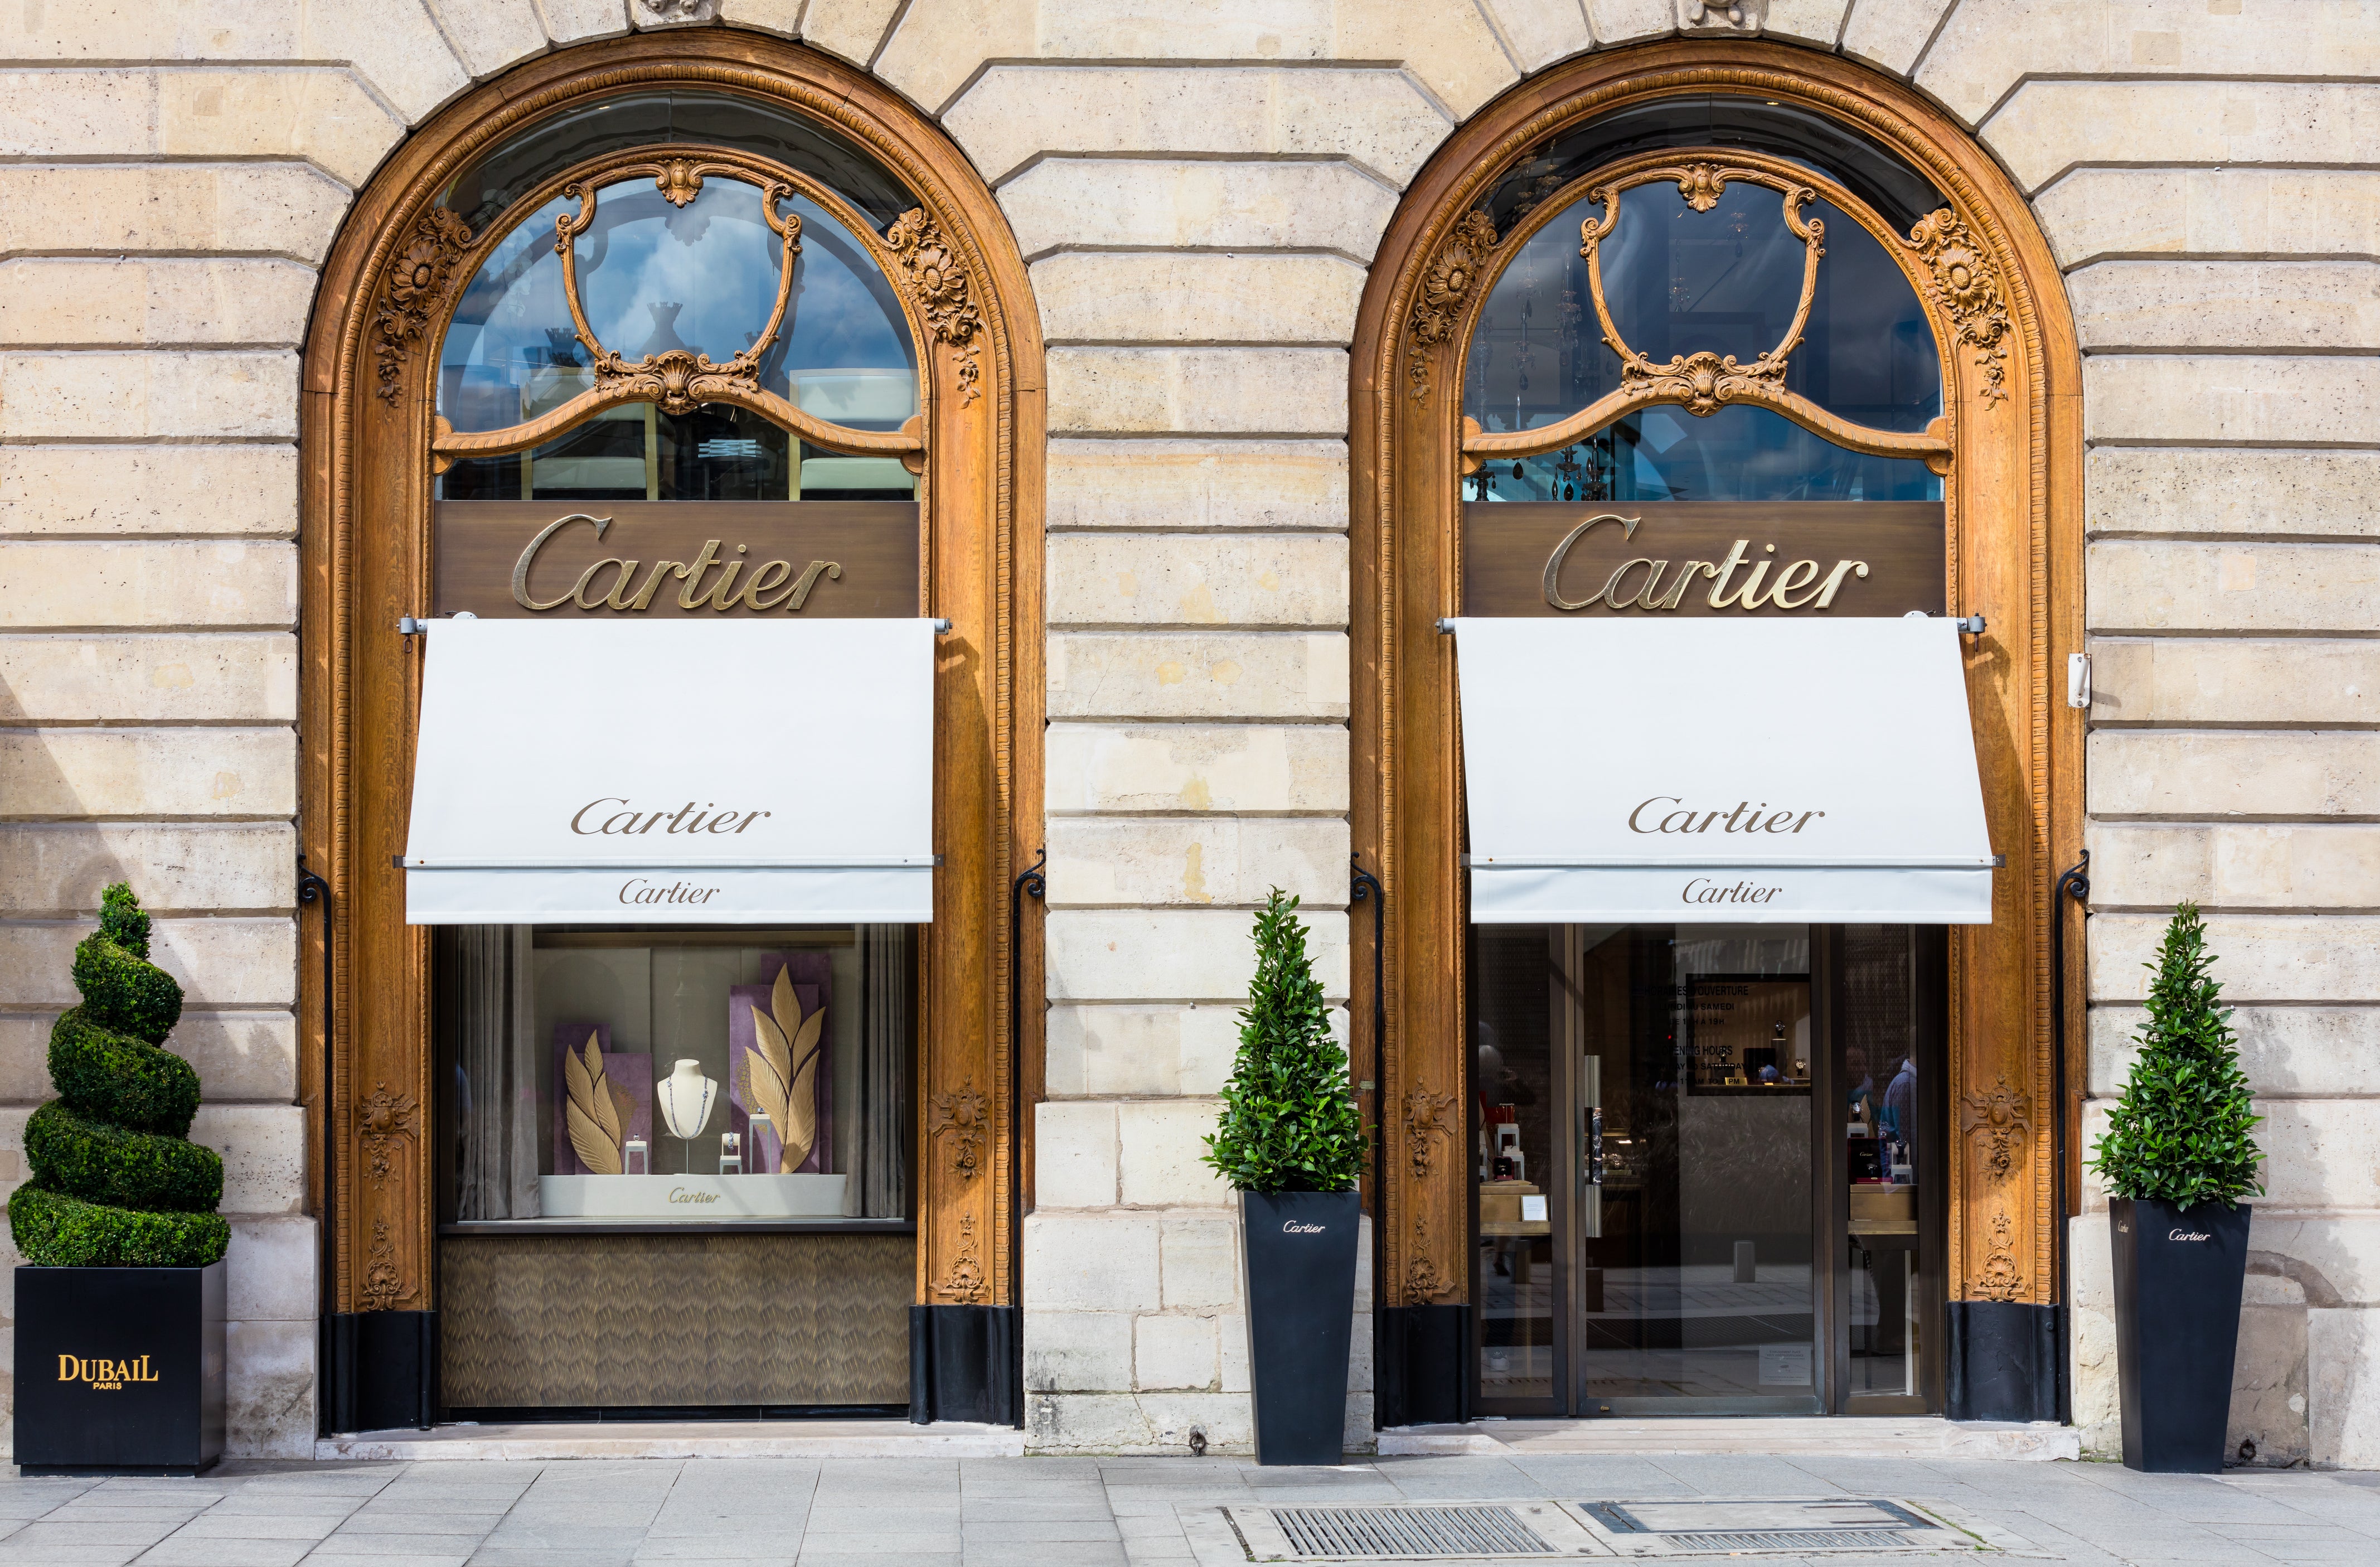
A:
437,925,913,1226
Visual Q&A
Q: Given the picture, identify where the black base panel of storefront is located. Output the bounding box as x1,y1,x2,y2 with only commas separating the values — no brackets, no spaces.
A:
324,1310,437,1434
1945,1300,2059,1423
908,1305,1020,1426
1377,1305,1472,1428
446,1404,910,1422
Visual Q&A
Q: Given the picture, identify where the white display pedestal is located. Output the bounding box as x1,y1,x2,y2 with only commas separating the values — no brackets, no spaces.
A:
539,1173,849,1219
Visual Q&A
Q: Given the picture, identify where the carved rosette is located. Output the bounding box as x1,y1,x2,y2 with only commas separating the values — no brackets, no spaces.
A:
935,1211,988,1303
1403,1085,1456,1178
1973,1211,2025,1302
1407,210,1499,403
928,1081,990,1181
1908,209,2011,405
357,1081,420,1188
886,207,985,405
1960,1071,2030,1184
372,207,473,404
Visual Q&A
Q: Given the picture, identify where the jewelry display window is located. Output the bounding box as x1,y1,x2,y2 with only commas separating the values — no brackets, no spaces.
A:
435,923,913,1227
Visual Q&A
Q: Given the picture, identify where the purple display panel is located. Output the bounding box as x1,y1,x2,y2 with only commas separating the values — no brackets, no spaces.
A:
727,951,831,1174
550,1023,653,1176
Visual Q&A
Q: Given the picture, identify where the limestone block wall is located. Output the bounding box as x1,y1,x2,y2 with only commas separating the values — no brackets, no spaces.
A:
3,0,2376,1460
1968,2,2380,1470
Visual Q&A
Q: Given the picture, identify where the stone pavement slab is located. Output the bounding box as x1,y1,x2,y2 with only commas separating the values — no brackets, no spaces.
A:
0,1452,2376,1565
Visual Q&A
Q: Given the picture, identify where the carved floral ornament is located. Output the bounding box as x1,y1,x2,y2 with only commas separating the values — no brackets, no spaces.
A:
399,147,976,476
1431,151,2015,481
928,1080,991,1181
1960,1071,2032,1183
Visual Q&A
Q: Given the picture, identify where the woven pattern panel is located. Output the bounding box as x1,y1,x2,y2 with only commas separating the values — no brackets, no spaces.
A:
439,1232,911,1406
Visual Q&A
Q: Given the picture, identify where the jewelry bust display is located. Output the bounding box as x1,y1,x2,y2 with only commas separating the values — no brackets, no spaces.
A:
656,1057,718,1174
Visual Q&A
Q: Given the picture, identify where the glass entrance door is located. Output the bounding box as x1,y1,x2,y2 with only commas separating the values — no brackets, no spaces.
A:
1471,923,1945,1416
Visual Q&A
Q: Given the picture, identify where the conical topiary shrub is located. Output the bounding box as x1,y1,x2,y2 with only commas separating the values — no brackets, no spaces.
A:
9,884,229,1268
2090,899,2263,1207
1203,889,1366,1192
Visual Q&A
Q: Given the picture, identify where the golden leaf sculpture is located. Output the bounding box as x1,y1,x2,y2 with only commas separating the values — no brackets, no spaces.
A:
745,965,826,1173
563,1030,626,1176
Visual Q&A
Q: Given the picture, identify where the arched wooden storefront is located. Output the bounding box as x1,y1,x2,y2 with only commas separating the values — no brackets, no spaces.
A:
1351,40,2083,1422
298,33,1044,1428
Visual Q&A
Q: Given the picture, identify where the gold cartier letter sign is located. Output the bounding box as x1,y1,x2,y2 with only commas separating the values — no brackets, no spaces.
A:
1463,502,1944,619
434,500,920,620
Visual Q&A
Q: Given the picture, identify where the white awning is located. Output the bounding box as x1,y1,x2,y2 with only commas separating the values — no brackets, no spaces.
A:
404,618,935,925
1451,616,1994,925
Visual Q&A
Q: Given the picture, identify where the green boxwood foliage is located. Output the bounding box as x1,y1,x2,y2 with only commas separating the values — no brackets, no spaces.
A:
10,883,228,1269
49,1007,200,1136
25,1102,223,1214
72,929,182,1045
7,1186,230,1270
1203,889,1367,1193
97,882,152,959
2089,901,2265,1208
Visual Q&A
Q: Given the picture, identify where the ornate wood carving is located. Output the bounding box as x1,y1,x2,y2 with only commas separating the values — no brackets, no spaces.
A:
1352,42,2085,1332
356,1082,419,1188
1407,210,1498,403
886,209,986,405
302,36,1045,1333
1961,1071,2032,1183
929,1081,990,1181
1973,1211,2025,1302
1909,210,2013,406
362,1218,404,1311
1403,1084,1456,1178
371,207,472,405
1404,1214,1456,1303
934,1211,987,1303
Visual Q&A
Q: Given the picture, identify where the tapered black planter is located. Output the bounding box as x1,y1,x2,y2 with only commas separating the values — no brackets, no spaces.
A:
2110,1198,2250,1473
1241,1189,1360,1466
13,1263,225,1475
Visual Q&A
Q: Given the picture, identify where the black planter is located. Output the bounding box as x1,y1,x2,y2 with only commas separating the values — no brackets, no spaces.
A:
13,1262,225,1475
2110,1198,2250,1473
1240,1189,1360,1466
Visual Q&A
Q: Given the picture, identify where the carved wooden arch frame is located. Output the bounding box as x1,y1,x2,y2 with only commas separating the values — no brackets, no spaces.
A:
1351,41,2083,1343
424,145,931,472
1455,148,1959,476
300,32,1046,1332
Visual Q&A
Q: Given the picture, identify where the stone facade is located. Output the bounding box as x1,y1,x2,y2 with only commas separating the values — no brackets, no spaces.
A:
1,0,2374,1463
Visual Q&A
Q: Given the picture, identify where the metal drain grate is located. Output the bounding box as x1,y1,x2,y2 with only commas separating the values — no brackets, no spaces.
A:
1574,1498,1974,1556
1660,1529,1921,1551
1268,1506,1553,1558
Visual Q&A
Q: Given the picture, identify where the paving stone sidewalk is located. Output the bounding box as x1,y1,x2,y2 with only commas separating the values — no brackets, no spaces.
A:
2,1452,2377,1567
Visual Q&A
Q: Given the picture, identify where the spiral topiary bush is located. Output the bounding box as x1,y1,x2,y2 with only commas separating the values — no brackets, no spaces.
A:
9,884,229,1268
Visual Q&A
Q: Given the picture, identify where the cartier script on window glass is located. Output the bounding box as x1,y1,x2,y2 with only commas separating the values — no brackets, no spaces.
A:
433,501,921,619
1463,502,1944,618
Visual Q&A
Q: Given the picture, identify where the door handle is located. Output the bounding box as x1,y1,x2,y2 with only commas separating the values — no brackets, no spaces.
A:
1585,1105,1604,1187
